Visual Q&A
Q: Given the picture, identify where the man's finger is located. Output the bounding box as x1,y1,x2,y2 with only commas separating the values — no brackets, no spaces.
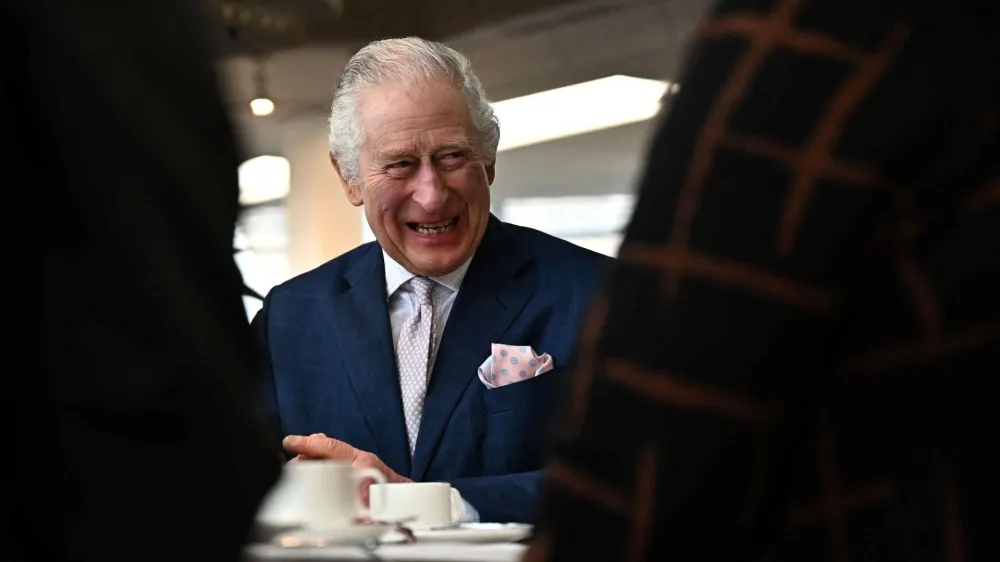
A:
282,434,357,460
358,478,373,507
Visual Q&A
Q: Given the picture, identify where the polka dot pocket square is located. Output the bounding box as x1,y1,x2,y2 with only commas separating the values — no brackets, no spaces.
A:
477,344,554,388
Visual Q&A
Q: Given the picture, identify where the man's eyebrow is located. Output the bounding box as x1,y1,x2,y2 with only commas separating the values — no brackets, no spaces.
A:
375,148,414,161
376,140,475,160
435,140,475,153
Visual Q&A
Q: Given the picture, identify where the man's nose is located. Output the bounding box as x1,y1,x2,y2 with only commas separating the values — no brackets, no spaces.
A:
411,163,448,212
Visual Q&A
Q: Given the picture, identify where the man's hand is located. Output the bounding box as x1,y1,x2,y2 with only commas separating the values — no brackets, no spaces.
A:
282,433,411,504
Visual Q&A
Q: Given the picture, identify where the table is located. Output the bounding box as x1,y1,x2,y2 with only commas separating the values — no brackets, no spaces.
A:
244,542,527,562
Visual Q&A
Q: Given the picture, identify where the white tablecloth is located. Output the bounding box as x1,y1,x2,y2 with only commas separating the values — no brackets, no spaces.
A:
244,542,527,562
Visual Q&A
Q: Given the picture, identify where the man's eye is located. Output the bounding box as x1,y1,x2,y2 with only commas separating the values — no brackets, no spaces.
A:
443,152,464,160
386,161,411,170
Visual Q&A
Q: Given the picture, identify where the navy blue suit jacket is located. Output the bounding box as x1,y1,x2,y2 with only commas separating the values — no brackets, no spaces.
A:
252,216,609,523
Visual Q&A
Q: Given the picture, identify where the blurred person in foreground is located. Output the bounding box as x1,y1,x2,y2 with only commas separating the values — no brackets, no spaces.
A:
527,0,997,560
7,0,280,560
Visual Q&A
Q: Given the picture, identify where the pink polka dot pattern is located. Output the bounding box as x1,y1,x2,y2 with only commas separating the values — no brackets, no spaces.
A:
482,343,554,388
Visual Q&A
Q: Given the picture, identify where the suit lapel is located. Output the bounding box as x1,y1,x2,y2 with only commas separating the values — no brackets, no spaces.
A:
411,217,535,480
332,245,411,476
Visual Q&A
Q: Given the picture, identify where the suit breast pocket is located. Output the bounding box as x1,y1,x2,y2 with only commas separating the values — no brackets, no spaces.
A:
481,368,567,474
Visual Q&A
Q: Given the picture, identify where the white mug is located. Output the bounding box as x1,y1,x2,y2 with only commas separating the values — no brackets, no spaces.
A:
369,482,463,529
256,460,387,530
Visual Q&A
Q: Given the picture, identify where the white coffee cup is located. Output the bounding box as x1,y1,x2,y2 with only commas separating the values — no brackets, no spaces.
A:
369,482,463,529
256,460,387,530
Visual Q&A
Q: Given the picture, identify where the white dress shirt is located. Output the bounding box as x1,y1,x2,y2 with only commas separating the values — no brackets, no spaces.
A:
382,251,480,522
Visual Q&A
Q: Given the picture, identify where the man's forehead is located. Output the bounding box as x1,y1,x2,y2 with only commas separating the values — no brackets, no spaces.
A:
355,80,478,154
374,136,476,158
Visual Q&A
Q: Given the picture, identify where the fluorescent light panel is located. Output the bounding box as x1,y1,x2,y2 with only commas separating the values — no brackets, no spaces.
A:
492,75,670,152
501,194,635,237
238,155,290,205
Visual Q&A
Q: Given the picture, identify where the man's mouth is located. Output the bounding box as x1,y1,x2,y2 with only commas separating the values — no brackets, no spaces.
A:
407,217,457,235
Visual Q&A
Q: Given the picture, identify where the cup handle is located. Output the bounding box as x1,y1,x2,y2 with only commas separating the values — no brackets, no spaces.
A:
449,487,464,524
354,468,387,519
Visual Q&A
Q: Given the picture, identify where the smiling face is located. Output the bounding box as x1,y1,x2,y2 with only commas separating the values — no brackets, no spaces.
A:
332,78,495,277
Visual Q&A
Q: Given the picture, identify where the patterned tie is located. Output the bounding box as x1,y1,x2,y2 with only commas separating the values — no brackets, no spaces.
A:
397,276,436,456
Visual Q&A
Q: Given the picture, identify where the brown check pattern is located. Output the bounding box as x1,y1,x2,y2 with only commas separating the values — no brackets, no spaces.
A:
527,0,998,560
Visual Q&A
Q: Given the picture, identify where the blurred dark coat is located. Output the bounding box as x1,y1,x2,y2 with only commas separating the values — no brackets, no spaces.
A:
528,0,998,560
5,0,280,560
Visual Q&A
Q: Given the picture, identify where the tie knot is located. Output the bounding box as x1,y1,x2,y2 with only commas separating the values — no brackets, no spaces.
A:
409,276,436,305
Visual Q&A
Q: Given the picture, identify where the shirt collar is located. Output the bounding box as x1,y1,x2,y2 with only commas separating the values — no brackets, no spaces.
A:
383,250,473,299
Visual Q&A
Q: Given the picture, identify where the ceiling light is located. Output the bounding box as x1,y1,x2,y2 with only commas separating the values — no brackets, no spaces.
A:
238,155,290,205
492,75,671,152
250,97,275,116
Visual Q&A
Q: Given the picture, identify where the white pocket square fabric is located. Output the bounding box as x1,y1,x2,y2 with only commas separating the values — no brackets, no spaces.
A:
477,344,554,388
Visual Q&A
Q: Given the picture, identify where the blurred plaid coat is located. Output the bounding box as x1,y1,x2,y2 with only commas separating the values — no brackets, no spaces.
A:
528,0,998,560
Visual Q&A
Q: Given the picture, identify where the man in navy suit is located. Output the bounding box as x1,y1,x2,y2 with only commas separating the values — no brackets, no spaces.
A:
252,37,609,524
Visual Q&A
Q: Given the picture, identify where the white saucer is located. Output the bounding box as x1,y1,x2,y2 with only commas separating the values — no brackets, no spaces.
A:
272,523,393,548
401,523,533,544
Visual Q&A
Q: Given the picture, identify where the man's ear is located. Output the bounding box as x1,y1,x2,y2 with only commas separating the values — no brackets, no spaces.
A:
486,163,496,185
330,152,363,207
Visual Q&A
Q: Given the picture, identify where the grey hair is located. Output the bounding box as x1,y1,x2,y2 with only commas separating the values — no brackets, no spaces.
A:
327,37,500,186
